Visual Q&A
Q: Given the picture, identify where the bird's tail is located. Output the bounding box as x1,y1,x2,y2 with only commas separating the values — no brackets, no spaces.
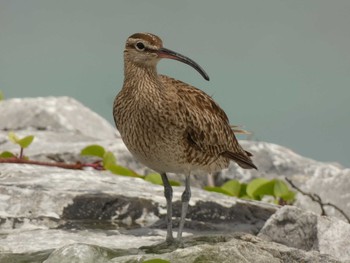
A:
221,150,257,170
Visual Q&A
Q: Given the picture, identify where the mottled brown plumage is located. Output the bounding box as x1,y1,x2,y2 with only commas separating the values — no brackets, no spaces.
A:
113,33,256,243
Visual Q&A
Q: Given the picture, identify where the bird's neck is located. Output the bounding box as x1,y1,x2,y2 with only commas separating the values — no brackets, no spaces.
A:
124,60,158,82
123,59,160,90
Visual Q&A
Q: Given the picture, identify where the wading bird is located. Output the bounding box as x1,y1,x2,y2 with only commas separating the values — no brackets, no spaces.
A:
114,33,257,243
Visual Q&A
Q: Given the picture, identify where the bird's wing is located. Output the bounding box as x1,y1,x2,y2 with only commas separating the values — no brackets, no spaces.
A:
160,75,256,169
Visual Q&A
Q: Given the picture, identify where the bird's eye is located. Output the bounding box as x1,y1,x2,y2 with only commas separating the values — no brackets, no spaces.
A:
135,42,145,51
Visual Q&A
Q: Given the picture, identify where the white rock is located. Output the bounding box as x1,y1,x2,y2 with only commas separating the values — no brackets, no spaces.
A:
0,96,117,140
258,206,350,261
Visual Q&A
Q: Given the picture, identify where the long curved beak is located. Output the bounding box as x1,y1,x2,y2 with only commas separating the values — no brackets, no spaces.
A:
157,47,210,81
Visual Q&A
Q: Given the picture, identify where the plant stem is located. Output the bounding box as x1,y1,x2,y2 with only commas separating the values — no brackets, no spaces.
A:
0,157,103,170
285,177,350,223
19,147,24,159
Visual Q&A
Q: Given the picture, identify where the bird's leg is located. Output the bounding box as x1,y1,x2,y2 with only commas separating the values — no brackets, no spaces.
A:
207,173,214,187
161,173,174,242
177,173,191,241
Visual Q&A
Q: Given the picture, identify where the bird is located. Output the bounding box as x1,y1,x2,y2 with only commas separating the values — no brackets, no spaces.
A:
113,32,257,244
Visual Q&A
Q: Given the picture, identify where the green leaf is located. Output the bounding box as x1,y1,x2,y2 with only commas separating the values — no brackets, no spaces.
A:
143,259,170,263
253,180,275,199
0,90,4,101
280,190,296,202
204,186,232,196
143,173,182,186
246,178,268,198
18,135,34,148
246,178,275,199
103,151,116,168
144,173,163,185
274,180,290,198
221,180,241,196
240,194,253,200
169,180,181,187
8,133,34,148
0,151,15,158
80,144,106,158
107,163,140,177
239,183,248,197
8,131,20,144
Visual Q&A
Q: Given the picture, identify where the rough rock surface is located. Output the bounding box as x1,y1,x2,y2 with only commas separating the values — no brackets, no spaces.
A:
0,163,276,251
295,169,350,221
259,206,350,260
0,97,349,262
44,234,343,263
0,96,117,139
220,141,350,221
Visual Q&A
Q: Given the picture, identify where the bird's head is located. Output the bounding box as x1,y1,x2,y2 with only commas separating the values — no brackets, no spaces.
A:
124,32,209,81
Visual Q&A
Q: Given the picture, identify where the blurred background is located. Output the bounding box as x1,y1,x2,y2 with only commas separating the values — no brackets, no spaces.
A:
1,0,349,167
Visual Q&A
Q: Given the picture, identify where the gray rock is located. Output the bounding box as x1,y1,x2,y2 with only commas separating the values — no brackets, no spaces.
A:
294,168,350,221
0,96,117,140
1,96,350,262
220,141,350,223
42,234,344,263
220,140,346,183
0,97,148,176
44,243,112,263
0,163,277,254
258,206,350,261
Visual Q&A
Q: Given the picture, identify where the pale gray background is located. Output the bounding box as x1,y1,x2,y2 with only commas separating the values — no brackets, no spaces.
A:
1,1,349,167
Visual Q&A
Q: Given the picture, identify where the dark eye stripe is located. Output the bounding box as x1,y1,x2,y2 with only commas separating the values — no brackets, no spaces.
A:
126,41,156,53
